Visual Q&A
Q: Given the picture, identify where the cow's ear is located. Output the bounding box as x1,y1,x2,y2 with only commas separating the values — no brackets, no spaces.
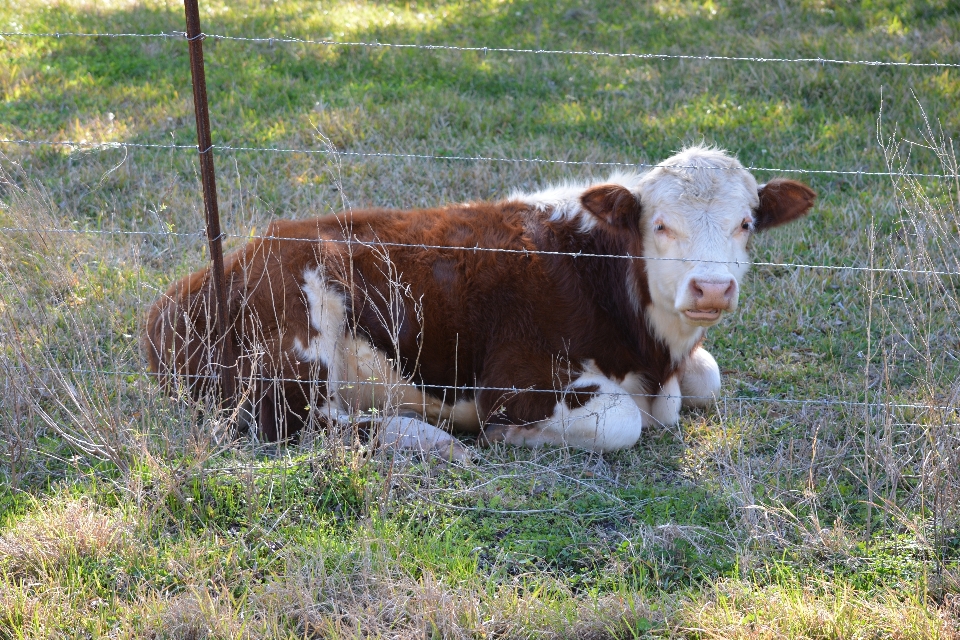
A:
580,184,642,228
754,179,816,232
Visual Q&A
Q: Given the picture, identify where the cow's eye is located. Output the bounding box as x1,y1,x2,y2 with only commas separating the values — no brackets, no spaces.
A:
740,220,753,232
654,223,666,232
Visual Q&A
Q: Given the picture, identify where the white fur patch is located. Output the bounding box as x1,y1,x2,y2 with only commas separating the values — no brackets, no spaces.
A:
299,267,347,386
512,172,644,233
645,304,707,363
299,273,483,438
679,347,721,408
497,371,643,452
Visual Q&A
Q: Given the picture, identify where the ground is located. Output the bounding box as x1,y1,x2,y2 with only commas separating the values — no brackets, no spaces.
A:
1,0,959,637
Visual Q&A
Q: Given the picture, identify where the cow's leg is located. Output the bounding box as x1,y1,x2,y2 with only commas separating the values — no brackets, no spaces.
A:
650,374,682,426
483,373,643,452
679,346,721,409
619,372,682,428
235,357,317,441
337,335,455,421
300,270,470,460
372,415,472,462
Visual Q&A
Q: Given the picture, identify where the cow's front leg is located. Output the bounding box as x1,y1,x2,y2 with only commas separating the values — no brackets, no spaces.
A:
679,346,721,409
375,415,473,462
482,373,644,453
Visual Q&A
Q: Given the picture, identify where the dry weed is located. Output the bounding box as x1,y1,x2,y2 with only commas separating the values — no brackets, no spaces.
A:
136,588,259,640
255,540,664,639
0,497,135,579
0,160,138,473
675,578,958,640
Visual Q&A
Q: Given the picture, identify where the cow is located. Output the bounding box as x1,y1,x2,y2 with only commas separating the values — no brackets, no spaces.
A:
144,145,815,460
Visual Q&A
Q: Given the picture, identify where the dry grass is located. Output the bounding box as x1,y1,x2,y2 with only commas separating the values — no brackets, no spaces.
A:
0,165,138,475
136,589,257,640
674,578,960,640
0,497,134,579
256,541,664,640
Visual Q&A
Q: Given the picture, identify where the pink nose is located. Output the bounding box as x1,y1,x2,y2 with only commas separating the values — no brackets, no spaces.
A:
689,278,737,310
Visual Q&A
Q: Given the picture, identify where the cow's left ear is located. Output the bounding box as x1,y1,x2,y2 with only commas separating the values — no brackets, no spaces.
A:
580,184,642,228
754,179,817,232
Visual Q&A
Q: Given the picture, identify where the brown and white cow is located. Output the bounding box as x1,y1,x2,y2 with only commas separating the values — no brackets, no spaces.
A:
144,145,815,459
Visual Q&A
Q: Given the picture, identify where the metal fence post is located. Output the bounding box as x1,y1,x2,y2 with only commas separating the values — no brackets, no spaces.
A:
183,0,236,403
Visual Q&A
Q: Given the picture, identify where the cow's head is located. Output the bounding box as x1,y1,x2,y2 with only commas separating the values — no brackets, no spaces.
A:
579,146,816,353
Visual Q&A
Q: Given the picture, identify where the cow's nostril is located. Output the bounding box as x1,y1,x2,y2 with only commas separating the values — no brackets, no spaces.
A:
690,279,737,309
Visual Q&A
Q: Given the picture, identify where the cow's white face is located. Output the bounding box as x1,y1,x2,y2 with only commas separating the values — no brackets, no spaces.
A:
631,146,816,355
639,149,758,332
576,146,816,358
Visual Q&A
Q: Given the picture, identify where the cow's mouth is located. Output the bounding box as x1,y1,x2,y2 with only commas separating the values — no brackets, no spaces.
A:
683,309,723,322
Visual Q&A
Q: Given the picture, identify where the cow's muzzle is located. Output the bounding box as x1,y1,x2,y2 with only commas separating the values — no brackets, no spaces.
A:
682,277,738,324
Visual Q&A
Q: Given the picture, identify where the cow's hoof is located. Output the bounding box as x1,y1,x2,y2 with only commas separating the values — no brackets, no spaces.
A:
433,439,474,463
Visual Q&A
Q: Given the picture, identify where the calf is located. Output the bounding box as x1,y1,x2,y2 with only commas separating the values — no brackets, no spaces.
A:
144,145,815,458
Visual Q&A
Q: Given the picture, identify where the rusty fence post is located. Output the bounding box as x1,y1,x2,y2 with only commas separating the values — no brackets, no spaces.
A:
183,0,236,403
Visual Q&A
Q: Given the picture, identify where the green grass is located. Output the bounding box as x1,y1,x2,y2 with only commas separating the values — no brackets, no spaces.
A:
2,0,960,637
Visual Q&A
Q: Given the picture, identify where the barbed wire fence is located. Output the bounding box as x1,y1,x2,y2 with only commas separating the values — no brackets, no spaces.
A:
1,14,959,465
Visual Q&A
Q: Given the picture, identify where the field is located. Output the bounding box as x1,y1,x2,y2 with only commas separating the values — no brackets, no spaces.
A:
2,0,960,637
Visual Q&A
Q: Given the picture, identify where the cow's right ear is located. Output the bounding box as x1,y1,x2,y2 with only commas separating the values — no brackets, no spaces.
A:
580,184,642,228
754,179,816,232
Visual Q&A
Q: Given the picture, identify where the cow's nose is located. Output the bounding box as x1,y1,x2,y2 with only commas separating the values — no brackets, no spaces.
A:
689,278,737,310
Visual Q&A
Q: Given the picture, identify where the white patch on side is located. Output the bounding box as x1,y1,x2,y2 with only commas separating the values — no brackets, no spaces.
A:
679,347,721,408
299,267,347,398
497,371,643,452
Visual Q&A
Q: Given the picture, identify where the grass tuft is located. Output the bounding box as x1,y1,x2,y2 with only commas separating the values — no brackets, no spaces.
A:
675,578,958,639
0,497,134,580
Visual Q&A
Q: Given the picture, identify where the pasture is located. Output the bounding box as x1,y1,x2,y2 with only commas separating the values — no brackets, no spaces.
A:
1,0,959,636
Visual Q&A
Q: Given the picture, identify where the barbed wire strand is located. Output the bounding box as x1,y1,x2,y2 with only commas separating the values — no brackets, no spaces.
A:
1,30,957,69
2,138,956,179
3,224,959,276
0,225,205,239
19,365,960,413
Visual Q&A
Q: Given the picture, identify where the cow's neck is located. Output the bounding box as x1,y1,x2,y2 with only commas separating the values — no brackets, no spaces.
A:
643,302,706,364
558,227,662,359
580,227,704,366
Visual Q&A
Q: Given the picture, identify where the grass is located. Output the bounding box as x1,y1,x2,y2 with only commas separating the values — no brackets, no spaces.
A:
2,0,960,637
